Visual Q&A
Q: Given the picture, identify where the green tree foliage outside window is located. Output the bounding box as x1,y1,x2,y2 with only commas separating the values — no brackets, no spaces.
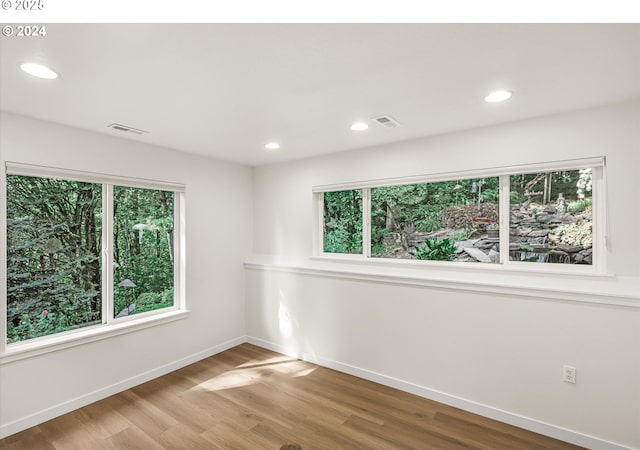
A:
323,190,362,254
6,176,177,344
410,237,458,261
509,170,590,205
7,176,103,343
113,186,174,317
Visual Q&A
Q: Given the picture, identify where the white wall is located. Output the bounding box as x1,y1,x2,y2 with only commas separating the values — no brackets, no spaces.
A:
248,100,640,448
253,100,640,277
0,113,253,432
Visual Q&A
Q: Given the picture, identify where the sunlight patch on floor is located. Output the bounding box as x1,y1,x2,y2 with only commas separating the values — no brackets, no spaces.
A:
290,366,316,378
236,355,295,369
190,370,261,392
188,358,317,392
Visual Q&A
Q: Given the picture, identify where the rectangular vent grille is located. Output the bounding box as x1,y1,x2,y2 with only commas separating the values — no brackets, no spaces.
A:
371,115,400,129
108,123,149,135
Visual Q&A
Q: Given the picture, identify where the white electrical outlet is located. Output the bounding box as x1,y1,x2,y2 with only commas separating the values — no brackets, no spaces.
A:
563,365,577,384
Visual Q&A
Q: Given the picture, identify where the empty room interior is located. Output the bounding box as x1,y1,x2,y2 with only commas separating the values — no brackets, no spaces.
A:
0,23,639,450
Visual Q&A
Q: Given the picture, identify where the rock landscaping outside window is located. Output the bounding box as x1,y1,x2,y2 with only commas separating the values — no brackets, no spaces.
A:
509,169,592,264
319,162,598,268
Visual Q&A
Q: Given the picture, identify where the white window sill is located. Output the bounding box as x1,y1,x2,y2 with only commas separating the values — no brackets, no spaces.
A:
313,252,610,277
1,309,189,365
244,255,640,308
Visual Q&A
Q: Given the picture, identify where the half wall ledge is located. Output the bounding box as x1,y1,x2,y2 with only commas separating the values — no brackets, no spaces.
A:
244,255,640,308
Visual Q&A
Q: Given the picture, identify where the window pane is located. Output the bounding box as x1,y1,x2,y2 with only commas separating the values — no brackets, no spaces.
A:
323,190,362,254
509,169,593,264
113,187,175,317
371,178,500,263
6,175,102,343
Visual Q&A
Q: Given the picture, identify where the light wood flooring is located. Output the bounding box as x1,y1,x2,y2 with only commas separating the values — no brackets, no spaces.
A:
1,343,583,449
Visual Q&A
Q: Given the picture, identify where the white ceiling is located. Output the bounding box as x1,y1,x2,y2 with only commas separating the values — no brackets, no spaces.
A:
1,24,639,166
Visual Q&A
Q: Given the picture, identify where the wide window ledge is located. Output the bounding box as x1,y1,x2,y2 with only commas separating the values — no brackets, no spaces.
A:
244,255,640,308
0,309,189,365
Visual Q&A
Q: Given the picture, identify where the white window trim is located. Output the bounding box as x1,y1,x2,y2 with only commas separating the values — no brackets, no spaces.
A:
0,310,189,364
6,162,185,193
312,157,603,192
1,162,187,362
314,157,606,275
317,188,370,258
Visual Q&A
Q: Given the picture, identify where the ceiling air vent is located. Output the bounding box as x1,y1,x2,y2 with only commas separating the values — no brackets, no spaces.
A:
371,115,401,129
107,123,149,135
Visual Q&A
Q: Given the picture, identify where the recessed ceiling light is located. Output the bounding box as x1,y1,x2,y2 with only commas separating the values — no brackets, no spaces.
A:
484,90,512,103
20,62,59,80
350,122,369,131
265,142,280,150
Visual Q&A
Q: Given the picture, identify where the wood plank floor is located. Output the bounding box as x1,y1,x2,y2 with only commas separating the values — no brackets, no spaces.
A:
1,343,584,449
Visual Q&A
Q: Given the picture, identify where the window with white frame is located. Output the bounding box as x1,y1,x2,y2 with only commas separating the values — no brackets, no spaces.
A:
370,177,500,262
3,163,184,347
322,189,363,254
315,158,604,270
509,169,593,264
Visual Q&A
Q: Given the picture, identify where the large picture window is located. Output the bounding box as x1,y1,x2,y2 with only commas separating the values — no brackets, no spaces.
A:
7,176,103,343
3,164,184,348
316,158,603,271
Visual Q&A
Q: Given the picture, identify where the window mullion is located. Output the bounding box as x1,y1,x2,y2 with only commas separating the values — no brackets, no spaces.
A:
593,166,606,268
174,193,185,311
102,184,114,324
317,193,324,255
363,188,371,257
499,175,510,265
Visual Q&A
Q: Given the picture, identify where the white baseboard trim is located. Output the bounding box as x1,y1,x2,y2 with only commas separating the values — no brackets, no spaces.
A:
0,335,246,439
246,336,636,450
